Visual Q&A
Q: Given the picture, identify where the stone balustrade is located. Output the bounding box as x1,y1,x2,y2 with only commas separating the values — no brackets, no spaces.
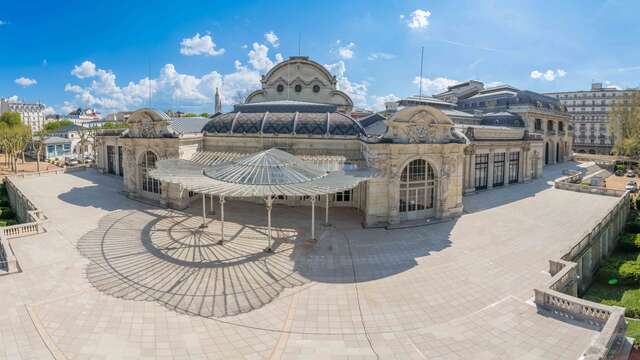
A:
534,192,631,359
554,172,627,197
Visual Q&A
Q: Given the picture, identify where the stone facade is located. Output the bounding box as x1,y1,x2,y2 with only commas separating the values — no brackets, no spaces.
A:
95,57,545,228
545,83,640,155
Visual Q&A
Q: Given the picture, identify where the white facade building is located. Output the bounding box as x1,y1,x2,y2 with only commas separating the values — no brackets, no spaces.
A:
545,83,640,154
0,98,46,131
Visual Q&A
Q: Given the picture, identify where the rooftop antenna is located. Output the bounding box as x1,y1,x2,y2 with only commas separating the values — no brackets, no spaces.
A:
419,46,424,98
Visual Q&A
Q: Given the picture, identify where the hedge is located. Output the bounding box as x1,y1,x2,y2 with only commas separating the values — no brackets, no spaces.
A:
0,207,15,220
597,253,640,286
0,219,17,227
620,233,640,252
628,215,640,234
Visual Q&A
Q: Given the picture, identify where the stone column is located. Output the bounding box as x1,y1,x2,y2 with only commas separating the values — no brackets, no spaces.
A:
464,146,476,194
487,149,495,189
503,149,510,186
519,148,527,183
389,178,400,225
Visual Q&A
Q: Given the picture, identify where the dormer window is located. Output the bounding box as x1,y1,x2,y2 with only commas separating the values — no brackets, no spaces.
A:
294,84,302,93
276,84,284,92
313,85,320,93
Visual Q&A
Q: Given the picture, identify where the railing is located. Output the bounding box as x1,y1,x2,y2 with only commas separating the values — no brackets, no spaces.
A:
0,233,18,273
534,192,631,359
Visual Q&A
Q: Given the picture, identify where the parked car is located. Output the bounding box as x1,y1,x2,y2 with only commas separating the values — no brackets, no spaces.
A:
65,157,79,166
615,169,625,176
626,169,636,177
626,180,638,193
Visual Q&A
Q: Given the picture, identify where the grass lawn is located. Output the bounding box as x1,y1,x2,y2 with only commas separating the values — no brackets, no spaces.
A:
628,319,640,344
584,282,640,309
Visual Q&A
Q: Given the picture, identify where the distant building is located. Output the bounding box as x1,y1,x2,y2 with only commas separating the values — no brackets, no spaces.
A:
67,107,101,125
0,98,46,131
545,83,640,155
435,82,573,165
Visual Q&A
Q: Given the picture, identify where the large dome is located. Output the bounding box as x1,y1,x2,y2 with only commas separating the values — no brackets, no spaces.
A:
202,101,366,138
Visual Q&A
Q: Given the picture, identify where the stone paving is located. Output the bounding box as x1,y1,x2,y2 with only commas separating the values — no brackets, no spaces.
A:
0,162,623,359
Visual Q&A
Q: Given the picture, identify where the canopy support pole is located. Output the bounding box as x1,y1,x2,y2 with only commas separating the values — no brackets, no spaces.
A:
209,194,215,214
265,196,273,252
325,194,329,225
199,193,207,228
218,196,225,245
311,196,316,240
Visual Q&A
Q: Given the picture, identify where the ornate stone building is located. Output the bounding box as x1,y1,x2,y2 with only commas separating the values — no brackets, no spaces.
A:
95,56,544,227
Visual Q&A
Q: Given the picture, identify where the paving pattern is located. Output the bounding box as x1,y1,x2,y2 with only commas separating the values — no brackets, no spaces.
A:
0,163,622,359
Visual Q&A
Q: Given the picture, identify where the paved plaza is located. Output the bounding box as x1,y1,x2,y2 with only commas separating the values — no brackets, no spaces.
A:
0,163,623,359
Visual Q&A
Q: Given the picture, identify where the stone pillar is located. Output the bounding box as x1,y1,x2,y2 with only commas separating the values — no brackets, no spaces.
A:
503,149,510,186
464,146,476,194
389,178,400,224
487,149,495,189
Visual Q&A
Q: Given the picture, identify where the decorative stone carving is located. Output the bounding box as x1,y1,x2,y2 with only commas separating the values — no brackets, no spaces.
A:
127,109,175,138
384,106,457,144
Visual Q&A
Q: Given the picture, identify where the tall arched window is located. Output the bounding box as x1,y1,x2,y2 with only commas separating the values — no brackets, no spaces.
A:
399,159,435,214
140,151,161,194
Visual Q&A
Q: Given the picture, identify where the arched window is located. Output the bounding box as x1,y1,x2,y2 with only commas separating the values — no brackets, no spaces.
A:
399,159,435,213
140,151,161,194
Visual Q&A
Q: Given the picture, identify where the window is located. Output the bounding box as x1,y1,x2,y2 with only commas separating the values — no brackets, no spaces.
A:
493,153,505,187
107,145,116,175
294,84,302,92
534,119,542,131
140,151,161,194
313,84,320,93
335,190,352,202
399,159,435,213
474,154,489,190
509,152,519,184
117,146,123,177
558,122,564,132
547,120,554,131
277,84,284,92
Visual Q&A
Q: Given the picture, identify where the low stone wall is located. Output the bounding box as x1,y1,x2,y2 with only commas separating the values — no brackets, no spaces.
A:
534,192,631,359
554,170,626,197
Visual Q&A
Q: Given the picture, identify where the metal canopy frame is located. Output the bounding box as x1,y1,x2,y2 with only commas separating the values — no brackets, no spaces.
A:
149,148,376,252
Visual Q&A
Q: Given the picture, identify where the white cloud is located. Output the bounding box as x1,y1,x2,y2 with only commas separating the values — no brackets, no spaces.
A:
368,52,396,61
15,77,37,87
530,69,566,81
71,60,97,79
407,9,431,29
412,76,459,95
6,95,19,103
605,81,622,90
60,101,78,114
63,44,283,113
64,84,83,93
264,31,280,48
324,61,368,107
43,106,55,115
179,33,225,56
335,40,355,59
248,42,283,72
371,94,400,111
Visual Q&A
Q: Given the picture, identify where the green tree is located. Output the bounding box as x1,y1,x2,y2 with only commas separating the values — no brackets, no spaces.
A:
0,112,21,127
199,112,210,118
610,92,640,158
44,119,74,132
31,130,48,172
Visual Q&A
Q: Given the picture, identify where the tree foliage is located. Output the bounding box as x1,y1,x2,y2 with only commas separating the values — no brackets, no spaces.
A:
44,119,74,132
610,92,640,158
0,113,32,172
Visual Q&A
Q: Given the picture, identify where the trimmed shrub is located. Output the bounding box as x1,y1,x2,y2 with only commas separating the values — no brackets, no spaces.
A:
0,199,10,207
597,253,640,285
619,261,640,284
0,207,15,220
628,216,640,234
0,219,17,227
620,233,640,251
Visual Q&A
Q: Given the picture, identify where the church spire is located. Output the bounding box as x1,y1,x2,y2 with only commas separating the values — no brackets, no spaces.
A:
214,87,222,114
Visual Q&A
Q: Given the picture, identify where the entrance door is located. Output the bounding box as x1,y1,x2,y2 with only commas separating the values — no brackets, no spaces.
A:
399,159,435,221
106,145,115,175
117,146,123,177
545,143,549,165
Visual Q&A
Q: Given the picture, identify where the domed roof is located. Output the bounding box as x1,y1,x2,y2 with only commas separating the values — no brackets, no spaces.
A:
202,101,365,138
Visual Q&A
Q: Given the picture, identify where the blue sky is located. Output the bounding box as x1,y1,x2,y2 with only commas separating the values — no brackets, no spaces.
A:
1,0,639,114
